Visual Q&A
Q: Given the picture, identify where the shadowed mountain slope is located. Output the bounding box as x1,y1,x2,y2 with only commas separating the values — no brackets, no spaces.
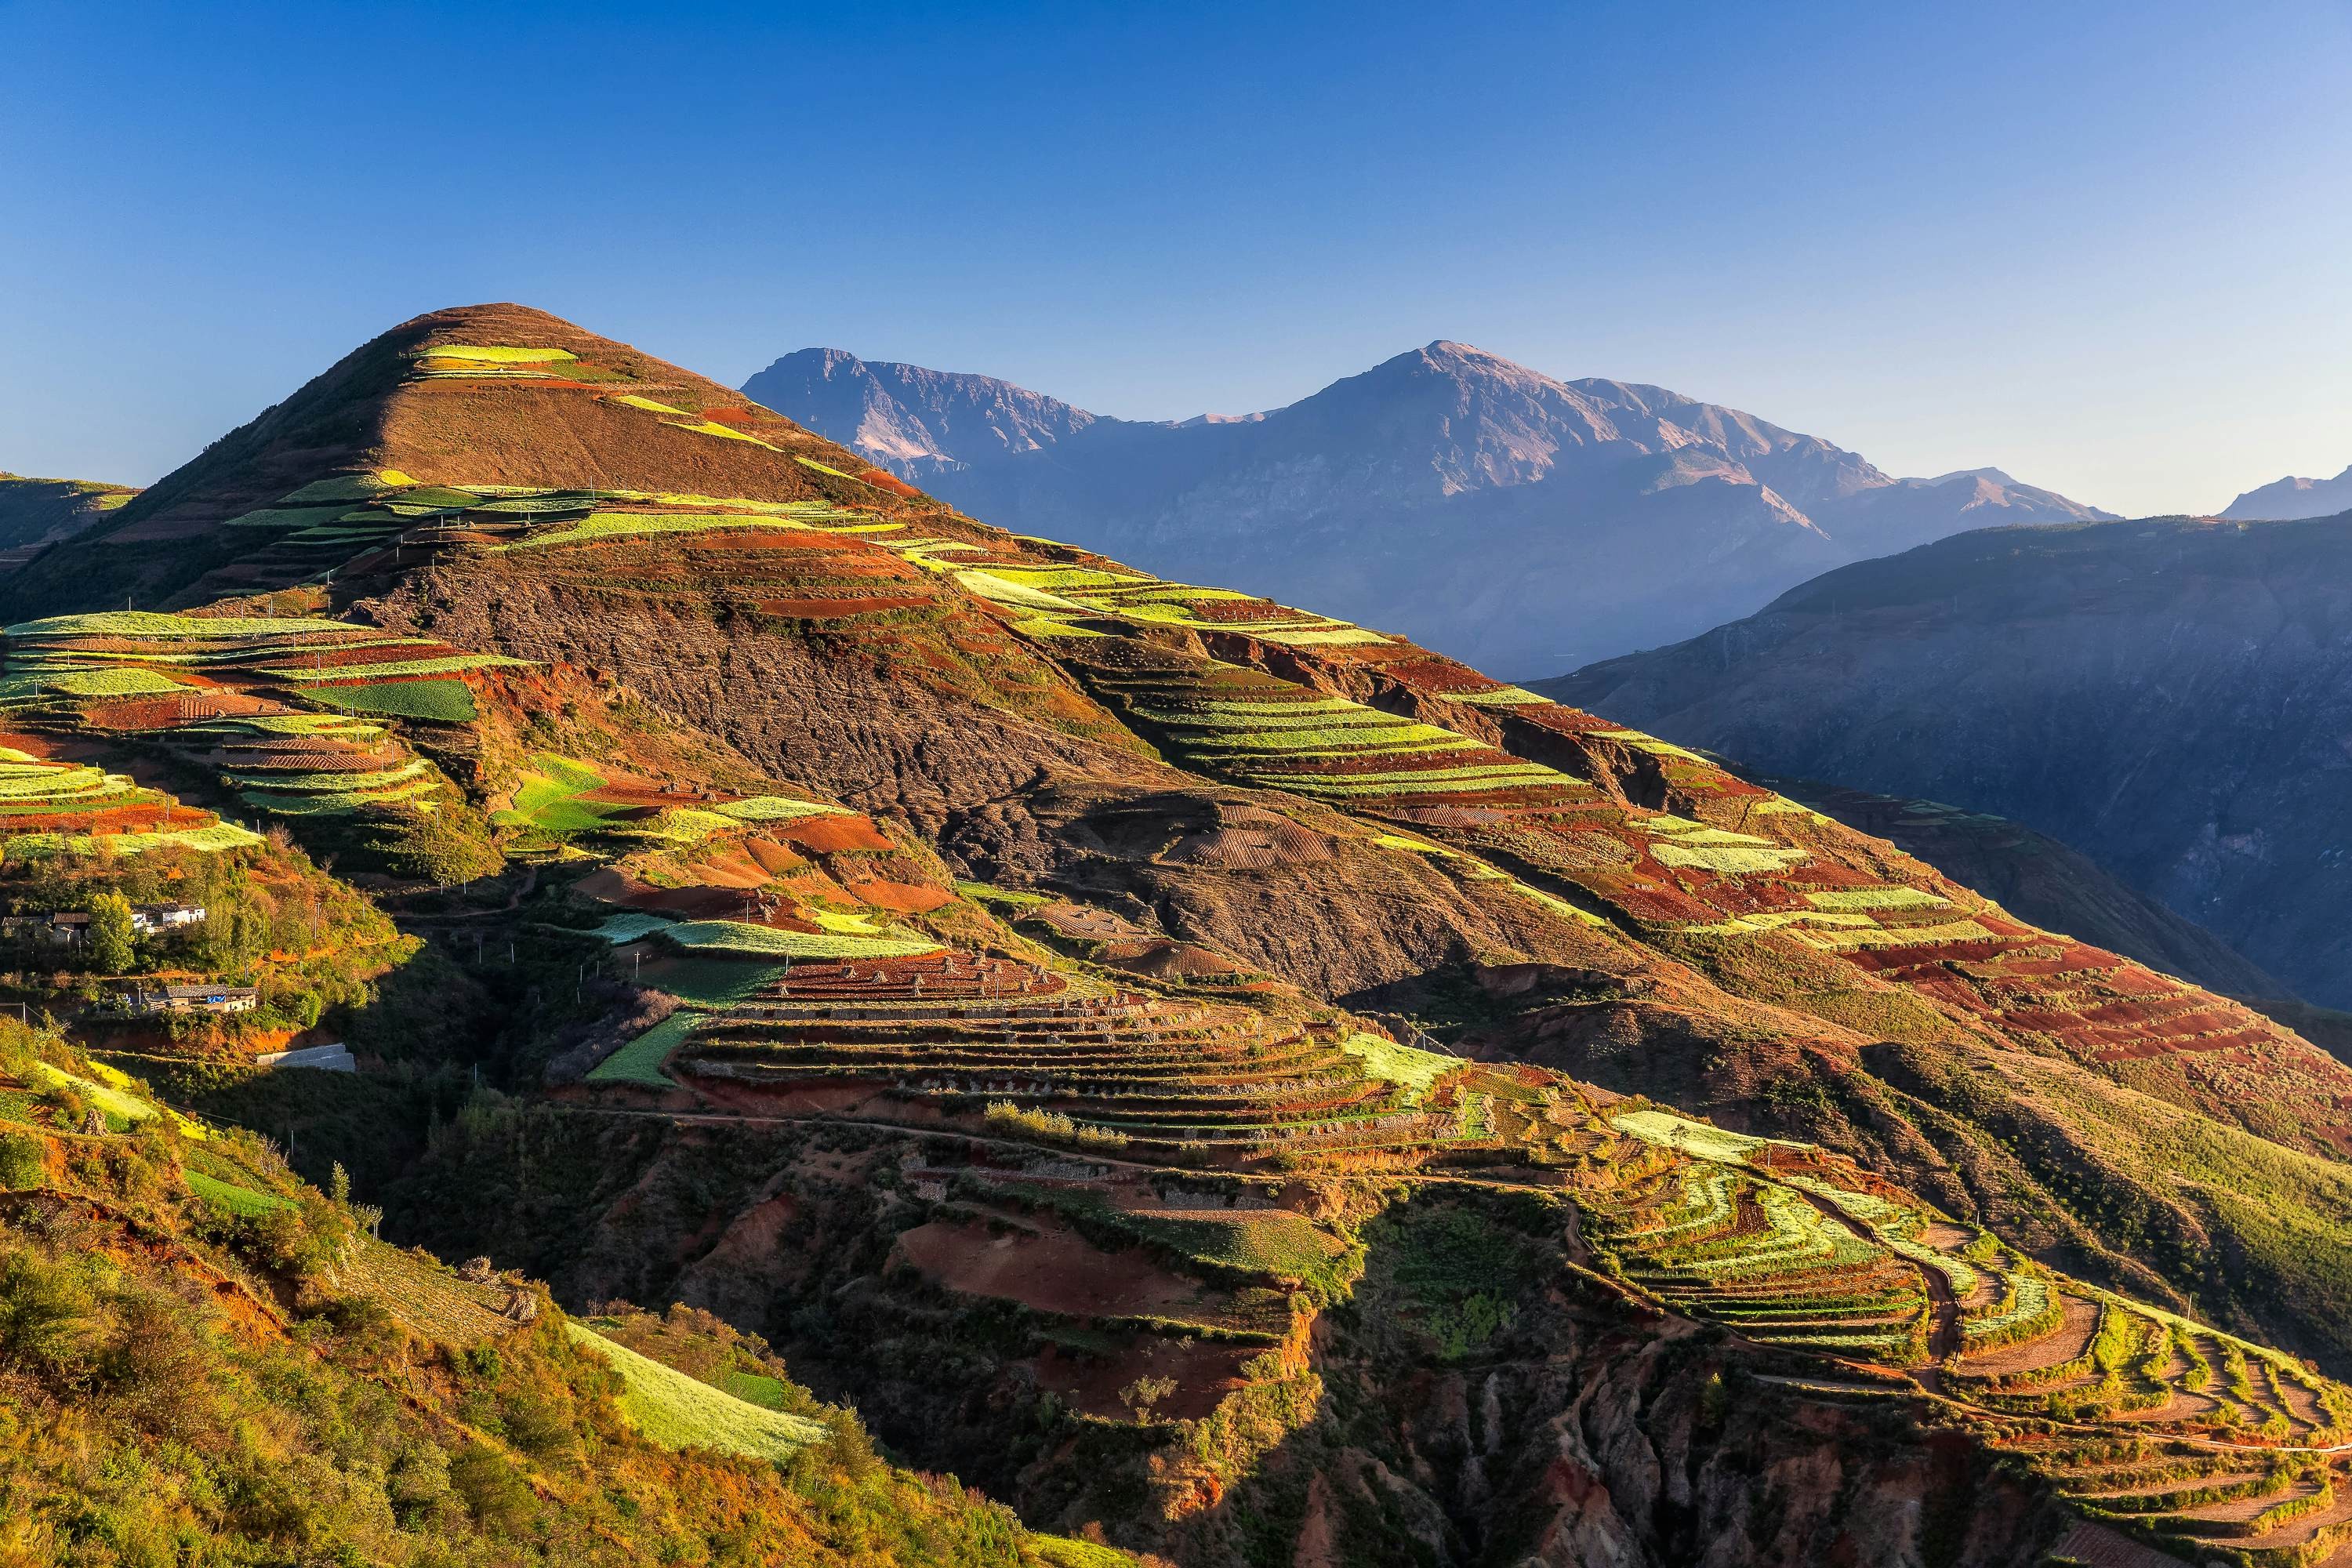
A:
744,343,2110,675
1737,771,2283,1004
1546,512,2352,1012
0,470,137,572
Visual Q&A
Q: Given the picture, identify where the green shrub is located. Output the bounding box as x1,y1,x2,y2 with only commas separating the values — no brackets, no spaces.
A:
0,1133,42,1189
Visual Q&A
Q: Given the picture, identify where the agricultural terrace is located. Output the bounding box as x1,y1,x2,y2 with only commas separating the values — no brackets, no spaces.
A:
1587,1107,2352,1564
564,1323,826,1462
1076,655,1592,813
198,452,909,593
0,743,260,857
574,927,2352,1556
587,944,1546,1169
0,612,521,822
1071,604,2352,1112
868,531,1396,649
495,751,851,849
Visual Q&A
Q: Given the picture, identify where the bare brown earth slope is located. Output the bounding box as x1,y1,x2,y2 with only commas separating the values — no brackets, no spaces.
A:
16,306,2352,1566
1544,514,2352,1013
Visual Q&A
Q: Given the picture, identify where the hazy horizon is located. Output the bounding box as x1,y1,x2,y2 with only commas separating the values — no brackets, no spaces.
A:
4,0,2347,516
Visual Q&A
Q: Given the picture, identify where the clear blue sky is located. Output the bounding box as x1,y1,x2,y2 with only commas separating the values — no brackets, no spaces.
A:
4,0,2347,515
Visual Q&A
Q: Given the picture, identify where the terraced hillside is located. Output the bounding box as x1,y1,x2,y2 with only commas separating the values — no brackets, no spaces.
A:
533,924,2352,1565
19,302,2352,1566
69,307,2308,1385
0,1021,1115,1566
1541,513,2352,1012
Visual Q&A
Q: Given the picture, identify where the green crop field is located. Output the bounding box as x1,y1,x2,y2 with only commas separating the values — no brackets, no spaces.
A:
1245,765,1566,797
419,344,577,364
1126,1208,1351,1284
234,760,430,794
954,570,1088,611
641,958,790,1007
668,419,779,449
664,920,943,960
310,679,478,722
564,1323,826,1461
264,653,530,682
498,505,869,551
1450,685,1547,706
241,776,441,815
500,754,630,836
222,503,365,530
9,611,354,639
1338,1032,1456,1102
710,796,853,823
1613,1109,1802,1165
1802,887,1951,911
591,912,679,944
184,1168,294,1217
1253,627,1395,646
586,1011,705,1087
13,822,264,857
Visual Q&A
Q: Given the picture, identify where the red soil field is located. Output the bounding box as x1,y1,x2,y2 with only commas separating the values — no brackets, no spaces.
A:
1376,656,1498,693
844,877,953,913
894,1217,1211,1320
856,470,923,499
253,642,459,671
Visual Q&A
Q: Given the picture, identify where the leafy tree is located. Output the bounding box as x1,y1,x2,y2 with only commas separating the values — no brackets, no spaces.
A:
378,807,502,887
85,891,136,975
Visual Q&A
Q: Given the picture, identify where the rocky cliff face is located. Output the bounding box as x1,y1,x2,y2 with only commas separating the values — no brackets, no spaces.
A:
745,343,2110,676
1546,514,2352,1011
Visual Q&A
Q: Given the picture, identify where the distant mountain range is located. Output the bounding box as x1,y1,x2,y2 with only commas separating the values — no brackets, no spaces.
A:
2223,463,2352,520
743,343,2112,674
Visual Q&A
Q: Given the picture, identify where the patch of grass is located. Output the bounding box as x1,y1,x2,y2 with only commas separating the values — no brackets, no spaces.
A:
642,958,789,1007
1338,1032,1455,1104
586,1011,703,1087
183,1168,293,1216
564,1323,826,1461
